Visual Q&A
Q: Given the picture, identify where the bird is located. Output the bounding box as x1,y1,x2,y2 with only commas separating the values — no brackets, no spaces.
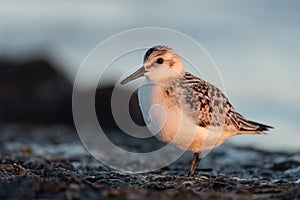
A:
121,45,273,176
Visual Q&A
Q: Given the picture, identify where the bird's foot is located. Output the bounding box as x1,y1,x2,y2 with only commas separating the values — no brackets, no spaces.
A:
187,152,202,176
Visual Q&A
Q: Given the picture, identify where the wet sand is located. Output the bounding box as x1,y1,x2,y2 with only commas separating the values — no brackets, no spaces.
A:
0,124,299,199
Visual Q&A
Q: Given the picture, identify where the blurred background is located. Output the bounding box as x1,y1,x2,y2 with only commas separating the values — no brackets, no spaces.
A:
0,0,299,152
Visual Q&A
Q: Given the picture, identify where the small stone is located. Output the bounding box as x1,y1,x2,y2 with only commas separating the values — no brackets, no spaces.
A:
20,145,32,154
103,189,121,197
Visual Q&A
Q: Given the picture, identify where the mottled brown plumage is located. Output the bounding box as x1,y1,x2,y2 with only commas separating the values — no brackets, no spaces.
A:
174,72,273,133
121,45,273,176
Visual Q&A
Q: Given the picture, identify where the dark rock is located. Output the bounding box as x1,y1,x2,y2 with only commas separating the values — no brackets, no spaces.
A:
0,57,145,128
95,86,145,130
0,58,73,124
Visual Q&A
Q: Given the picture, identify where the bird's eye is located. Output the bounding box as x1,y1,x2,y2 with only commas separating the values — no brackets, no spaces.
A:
156,58,164,64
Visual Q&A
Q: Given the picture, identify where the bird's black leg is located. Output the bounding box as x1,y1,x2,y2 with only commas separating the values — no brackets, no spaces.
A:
188,152,202,176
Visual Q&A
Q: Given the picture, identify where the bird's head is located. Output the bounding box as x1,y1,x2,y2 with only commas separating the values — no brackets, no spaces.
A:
121,45,184,84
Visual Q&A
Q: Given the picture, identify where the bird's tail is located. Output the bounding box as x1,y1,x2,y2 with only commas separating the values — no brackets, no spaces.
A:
234,113,273,135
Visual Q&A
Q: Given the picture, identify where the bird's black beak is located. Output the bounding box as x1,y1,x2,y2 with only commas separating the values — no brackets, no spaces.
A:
120,66,145,85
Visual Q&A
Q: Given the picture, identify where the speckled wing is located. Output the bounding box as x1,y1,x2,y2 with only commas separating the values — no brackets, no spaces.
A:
180,72,272,133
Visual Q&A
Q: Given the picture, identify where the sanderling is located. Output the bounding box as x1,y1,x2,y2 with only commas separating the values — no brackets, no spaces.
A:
121,45,273,176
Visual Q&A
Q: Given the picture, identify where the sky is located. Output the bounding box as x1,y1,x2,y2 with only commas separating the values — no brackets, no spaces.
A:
0,0,299,151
